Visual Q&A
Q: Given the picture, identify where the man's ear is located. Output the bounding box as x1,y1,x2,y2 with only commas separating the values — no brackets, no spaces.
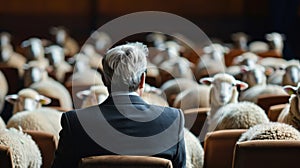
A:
139,72,146,89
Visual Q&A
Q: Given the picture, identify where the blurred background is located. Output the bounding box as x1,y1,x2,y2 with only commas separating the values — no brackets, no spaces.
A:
0,0,299,59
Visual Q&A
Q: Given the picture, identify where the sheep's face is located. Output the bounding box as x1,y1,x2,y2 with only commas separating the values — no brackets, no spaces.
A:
21,38,44,60
284,66,300,86
284,84,300,110
45,45,64,66
241,66,266,87
16,96,41,112
0,46,11,62
23,66,46,87
212,81,235,105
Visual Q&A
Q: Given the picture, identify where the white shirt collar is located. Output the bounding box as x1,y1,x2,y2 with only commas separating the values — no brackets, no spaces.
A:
111,91,139,96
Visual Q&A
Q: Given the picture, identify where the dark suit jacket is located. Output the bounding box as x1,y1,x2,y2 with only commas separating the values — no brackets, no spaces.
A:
52,94,186,168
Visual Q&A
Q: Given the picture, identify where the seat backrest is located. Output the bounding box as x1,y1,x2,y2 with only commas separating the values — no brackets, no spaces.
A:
0,145,14,168
267,104,287,121
184,107,209,137
0,66,22,94
203,129,247,168
78,155,173,168
24,130,58,168
233,140,300,168
257,94,290,113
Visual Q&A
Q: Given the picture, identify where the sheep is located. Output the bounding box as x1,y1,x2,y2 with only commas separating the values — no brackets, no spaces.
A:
238,122,300,142
44,45,72,82
49,26,79,57
0,32,11,48
248,41,269,53
76,85,109,108
160,78,199,106
231,32,248,51
5,88,62,138
0,45,26,76
158,56,195,83
239,65,267,88
141,86,169,107
184,128,204,168
266,60,300,86
212,101,269,131
90,31,112,54
24,62,73,110
277,84,300,130
239,84,288,103
0,70,8,112
0,128,42,168
232,52,259,68
200,73,248,122
81,44,104,71
152,41,182,66
200,73,248,133
65,53,104,87
194,44,228,80
21,38,49,69
265,32,285,56
172,84,211,110
0,116,6,129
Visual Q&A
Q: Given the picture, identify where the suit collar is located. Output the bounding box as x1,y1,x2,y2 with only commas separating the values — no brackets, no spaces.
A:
102,94,147,105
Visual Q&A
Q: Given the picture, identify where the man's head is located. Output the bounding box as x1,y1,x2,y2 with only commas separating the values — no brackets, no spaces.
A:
102,42,148,93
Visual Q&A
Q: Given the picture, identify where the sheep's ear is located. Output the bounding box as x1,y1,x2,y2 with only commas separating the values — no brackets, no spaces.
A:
200,77,214,85
235,80,248,90
5,94,18,104
283,85,297,95
39,95,51,105
76,90,90,99
21,40,29,48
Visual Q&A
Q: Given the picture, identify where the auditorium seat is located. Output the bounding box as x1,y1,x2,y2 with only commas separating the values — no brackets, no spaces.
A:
183,107,209,137
267,104,287,121
0,145,14,168
257,94,290,113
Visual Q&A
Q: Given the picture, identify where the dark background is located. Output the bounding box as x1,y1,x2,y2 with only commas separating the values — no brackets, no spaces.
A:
1,0,299,59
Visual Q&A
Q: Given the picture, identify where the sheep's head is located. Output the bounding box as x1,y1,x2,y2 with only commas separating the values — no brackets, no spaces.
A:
0,45,12,62
21,38,45,61
76,85,109,108
200,73,248,106
240,65,267,88
5,88,51,114
265,32,285,54
0,32,11,47
283,83,300,111
282,65,300,86
50,26,68,45
23,63,48,87
203,43,229,62
233,52,259,68
91,31,112,52
45,45,65,67
231,32,248,50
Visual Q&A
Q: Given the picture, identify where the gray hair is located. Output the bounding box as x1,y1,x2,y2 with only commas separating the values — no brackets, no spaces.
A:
102,42,148,92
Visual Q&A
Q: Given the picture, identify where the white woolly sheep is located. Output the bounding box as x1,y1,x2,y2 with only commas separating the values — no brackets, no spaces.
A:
265,32,285,55
5,88,62,138
65,53,104,87
173,84,210,110
90,31,112,54
200,73,248,133
23,62,73,110
44,45,72,82
0,116,6,129
76,85,109,108
0,32,11,48
248,41,269,53
21,38,49,69
239,65,267,88
0,45,26,76
231,32,248,50
81,44,104,70
278,84,300,130
212,101,269,131
0,128,42,168
50,26,79,57
194,44,228,80
184,128,204,168
238,122,300,142
0,70,8,112
232,52,259,68
160,78,199,106
239,84,287,103
159,56,195,82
